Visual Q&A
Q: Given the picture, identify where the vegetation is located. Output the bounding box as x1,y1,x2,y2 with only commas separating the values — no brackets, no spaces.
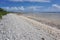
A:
0,8,8,19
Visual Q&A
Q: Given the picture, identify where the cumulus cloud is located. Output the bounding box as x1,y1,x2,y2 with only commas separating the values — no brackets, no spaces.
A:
2,6,24,12
2,5,60,12
26,6,43,11
52,4,60,9
44,4,60,12
10,0,50,2
2,6,44,12
4,6,24,10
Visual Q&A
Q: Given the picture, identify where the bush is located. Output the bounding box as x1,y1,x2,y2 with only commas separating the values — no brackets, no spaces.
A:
0,8,8,19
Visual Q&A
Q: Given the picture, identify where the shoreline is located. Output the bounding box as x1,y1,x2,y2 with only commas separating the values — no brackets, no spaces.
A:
22,13,60,29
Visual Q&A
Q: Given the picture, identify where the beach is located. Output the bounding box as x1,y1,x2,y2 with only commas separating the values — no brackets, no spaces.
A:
22,13,60,29
0,13,60,40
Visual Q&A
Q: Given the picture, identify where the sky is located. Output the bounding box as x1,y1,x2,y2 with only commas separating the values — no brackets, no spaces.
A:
0,0,60,12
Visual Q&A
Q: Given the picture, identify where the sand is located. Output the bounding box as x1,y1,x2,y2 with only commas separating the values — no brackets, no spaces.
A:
0,13,60,40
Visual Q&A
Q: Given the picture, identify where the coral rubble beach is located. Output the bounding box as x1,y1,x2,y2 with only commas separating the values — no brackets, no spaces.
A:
0,13,60,40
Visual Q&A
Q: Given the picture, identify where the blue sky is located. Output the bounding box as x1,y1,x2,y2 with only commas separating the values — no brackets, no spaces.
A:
0,0,60,12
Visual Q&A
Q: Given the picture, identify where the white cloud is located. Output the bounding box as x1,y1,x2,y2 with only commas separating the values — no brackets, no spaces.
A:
2,6,24,12
18,6,24,10
44,4,60,12
26,6,43,11
52,4,60,9
10,0,50,2
2,5,60,12
2,6,44,12
2,7,23,12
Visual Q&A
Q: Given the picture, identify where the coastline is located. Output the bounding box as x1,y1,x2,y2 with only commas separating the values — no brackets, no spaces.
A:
22,13,60,29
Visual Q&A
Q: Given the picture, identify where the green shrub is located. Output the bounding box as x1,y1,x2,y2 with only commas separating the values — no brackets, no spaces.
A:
0,8,8,19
